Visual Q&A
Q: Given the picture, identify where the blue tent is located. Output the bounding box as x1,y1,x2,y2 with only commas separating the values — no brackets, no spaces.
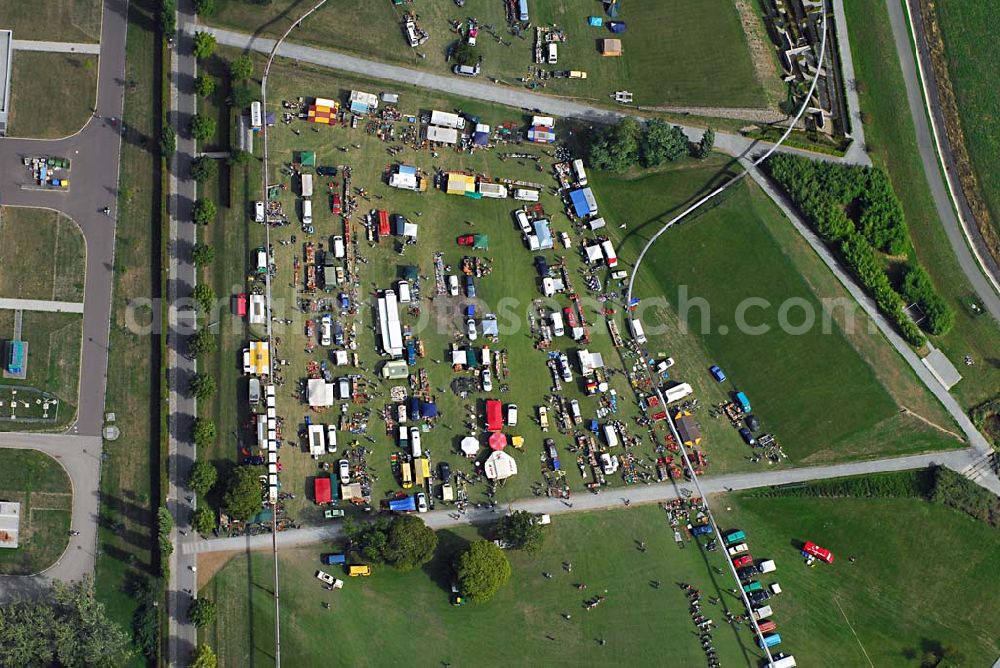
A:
588,16,603,26
420,402,438,418
570,188,597,218
609,21,627,33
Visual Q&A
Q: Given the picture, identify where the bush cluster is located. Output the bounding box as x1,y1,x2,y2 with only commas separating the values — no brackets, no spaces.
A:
765,154,954,342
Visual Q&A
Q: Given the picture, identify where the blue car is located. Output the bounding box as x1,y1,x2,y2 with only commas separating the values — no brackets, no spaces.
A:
709,365,726,382
465,275,476,298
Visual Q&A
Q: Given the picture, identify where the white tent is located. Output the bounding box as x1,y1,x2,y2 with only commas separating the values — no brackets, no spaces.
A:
461,436,479,457
584,244,604,264
484,450,518,480
588,217,606,230
307,379,334,407
451,348,468,367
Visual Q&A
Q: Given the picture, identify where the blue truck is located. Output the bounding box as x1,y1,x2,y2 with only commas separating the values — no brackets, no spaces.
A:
757,633,782,649
388,496,417,513
321,553,347,566
735,391,751,413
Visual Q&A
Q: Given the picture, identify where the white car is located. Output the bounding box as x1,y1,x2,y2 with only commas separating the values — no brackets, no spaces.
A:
326,425,337,453
506,404,518,427
448,275,460,296
410,427,422,457
416,492,428,513
560,231,571,248
466,318,478,341
320,315,332,346
482,368,493,392
338,459,350,484
316,570,336,585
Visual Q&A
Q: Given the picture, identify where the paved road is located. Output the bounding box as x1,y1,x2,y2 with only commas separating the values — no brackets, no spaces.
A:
0,0,129,437
885,0,1000,316
11,40,102,54
0,298,84,313
166,0,200,664
184,447,986,555
831,0,869,166
200,26,868,168
0,432,103,599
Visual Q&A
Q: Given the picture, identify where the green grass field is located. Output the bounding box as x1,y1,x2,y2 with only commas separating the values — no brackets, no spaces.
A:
92,0,162,664
203,482,1000,666
718,489,1000,665
202,505,767,667
0,0,102,42
0,310,81,429
0,207,86,303
206,0,769,109
928,0,1000,255
0,448,72,575
844,0,1000,409
194,52,959,532
593,167,961,463
7,52,97,138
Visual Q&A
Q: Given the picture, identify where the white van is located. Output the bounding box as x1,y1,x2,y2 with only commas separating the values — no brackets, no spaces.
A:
514,210,532,235
547,43,558,64
448,275,459,296
302,199,313,225
550,311,565,337
631,319,647,344
332,235,345,259
513,188,540,202
397,280,412,303
410,427,422,457
254,201,265,223
506,404,519,426
300,173,314,198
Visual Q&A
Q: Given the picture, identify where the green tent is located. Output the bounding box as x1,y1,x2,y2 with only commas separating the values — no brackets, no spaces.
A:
400,265,419,280
473,234,489,249
466,347,480,368
298,151,316,167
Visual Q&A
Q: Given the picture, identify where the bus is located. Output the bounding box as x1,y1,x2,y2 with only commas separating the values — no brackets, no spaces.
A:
803,540,834,564
724,529,746,545
401,461,413,489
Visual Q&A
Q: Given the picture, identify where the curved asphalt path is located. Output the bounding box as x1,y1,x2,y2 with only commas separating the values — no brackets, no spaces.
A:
0,0,129,593
885,0,1000,317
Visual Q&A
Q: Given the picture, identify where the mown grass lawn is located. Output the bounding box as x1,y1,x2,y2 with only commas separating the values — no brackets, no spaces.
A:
206,0,767,109
202,505,766,667
592,167,961,463
0,310,81,430
0,207,87,303
0,0,102,42
0,448,72,575
844,0,1000,409
7,52,97,138
717,488,1000,665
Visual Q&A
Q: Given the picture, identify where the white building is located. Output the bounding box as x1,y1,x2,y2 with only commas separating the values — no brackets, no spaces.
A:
0,502,20,549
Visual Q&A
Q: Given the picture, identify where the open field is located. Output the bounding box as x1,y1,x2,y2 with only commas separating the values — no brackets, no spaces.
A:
844,0,1000,409
926,0,1000,256
0,310,81,429
0,0,102,42
92,0,161,664
203,478,1000,666
0,448,72,575
202,505,767,667
716,483,1000,665
594,167,962,464
194,53,959,534
206,0,770,109
7,52,97,138
0,207,86,302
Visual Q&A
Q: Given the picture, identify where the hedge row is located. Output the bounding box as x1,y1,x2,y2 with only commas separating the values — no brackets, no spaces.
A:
744,470,933,500
765,154,954,342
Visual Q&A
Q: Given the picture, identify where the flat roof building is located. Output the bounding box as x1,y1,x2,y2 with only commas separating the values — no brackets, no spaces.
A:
0,502,20,549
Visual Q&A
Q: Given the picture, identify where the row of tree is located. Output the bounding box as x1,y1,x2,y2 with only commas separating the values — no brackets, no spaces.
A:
765,153,955,342
587,118,715,172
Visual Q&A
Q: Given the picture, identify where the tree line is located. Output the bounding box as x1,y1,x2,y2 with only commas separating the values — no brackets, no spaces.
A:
765,154,954,344
587,118,714,172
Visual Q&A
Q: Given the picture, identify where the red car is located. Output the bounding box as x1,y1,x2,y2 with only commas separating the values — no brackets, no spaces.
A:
732,555,753,568
457,235,475,246
330,193,342,215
